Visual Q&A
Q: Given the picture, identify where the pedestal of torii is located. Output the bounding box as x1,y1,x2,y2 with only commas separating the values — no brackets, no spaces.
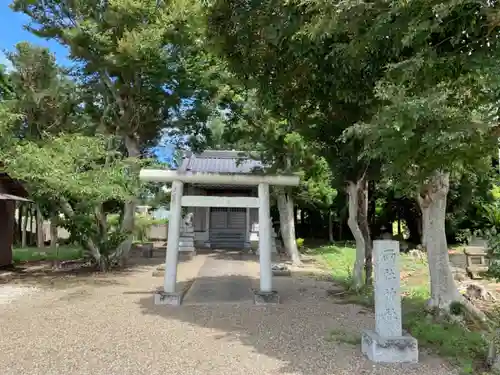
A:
139,169,300,305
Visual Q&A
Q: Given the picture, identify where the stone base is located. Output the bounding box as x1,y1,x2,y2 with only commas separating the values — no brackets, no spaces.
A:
272,269,291,277
253,290,280,305
361,330,418,364
142,248,154,258
179,250,196,261
154,290,184,306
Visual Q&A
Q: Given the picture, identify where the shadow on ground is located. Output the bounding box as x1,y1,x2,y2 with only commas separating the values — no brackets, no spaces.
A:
0,264,127,289
0,252,179,289
130,274,422,375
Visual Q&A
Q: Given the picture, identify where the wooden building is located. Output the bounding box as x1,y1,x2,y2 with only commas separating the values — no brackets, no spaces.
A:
0,172,30,267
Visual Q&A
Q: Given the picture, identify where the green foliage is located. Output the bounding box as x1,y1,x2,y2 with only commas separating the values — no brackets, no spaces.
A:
314,244,488,371
6,42,86,140
491,185,500,201
1,134,130,203
206,0,387,186
59,209,128,263
485,229,500,281
108,212,167,243
482,203,500,229
12,246,83,263
296,238,304,249
11,0,227,151
404,310,486,372
96,231,129,259
205,88,338,209
134,213,155,242
342,0,500,191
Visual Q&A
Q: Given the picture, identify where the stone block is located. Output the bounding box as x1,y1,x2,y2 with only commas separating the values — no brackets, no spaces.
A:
272,263,291,276
361,330,418,364
154,290,184,306
253,290,280,305
156,264,166,271
272,269,291,277
178,251,196,261
179,237,194,247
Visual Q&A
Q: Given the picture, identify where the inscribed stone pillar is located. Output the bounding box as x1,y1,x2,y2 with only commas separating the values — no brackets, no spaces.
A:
374,241,402,337
361,240,418,363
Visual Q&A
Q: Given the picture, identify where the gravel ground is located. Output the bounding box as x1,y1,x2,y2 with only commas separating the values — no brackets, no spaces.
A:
0,285,39,304
0,254,458,375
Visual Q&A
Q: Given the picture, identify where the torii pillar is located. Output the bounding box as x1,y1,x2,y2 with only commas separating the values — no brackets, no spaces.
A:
139,169,300,306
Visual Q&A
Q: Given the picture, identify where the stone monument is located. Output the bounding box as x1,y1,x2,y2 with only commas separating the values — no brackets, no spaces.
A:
250,222,259,252
361,239,418,363
178,212,195,260
253,220,278,255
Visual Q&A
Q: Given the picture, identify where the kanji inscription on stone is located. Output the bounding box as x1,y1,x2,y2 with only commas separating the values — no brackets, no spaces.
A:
373,240,403,338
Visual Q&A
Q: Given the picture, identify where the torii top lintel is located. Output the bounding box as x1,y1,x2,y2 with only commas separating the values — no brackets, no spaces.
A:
139,169,300,187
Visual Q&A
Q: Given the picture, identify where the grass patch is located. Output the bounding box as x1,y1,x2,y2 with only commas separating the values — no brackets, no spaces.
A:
13,246,84,263
314,243,489,373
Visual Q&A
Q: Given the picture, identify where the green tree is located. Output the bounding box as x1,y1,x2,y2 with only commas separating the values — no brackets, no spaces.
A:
1,42,133,270
1,133,131,270
342,0,500,312
206,0,391,286
210,90,337,264
12,0,226,261
6,42,86,140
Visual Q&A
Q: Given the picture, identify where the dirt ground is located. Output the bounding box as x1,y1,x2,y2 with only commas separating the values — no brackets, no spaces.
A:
0,252,459,375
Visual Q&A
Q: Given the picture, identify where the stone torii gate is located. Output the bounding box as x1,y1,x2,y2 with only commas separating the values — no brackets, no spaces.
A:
139,169,300,305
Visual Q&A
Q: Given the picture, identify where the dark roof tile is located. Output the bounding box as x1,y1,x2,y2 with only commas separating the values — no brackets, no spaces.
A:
178,150,264,174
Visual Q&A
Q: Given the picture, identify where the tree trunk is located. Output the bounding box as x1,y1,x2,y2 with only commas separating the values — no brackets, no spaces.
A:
59,198,103,266
328,210,334,243
28,206,33,238
113,134,140,265
36,206,44,248
346,180,365,290
50,216,58,249
358,180,373,286
15,202,22,245
277,190,302,266
50,212,58,268
21,204,28,248
368,180,376,228
95,205,107,240
418,170,461,310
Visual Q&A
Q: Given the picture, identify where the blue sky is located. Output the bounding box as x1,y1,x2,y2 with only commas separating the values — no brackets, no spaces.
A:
0,3,70,67
0,3,174,163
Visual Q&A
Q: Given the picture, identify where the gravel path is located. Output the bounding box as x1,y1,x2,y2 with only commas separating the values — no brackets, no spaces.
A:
0,285,40,304
0,254,458,375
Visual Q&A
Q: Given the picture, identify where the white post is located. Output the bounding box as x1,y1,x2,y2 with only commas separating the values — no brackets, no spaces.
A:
258,183,272,293
164,180,184,293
